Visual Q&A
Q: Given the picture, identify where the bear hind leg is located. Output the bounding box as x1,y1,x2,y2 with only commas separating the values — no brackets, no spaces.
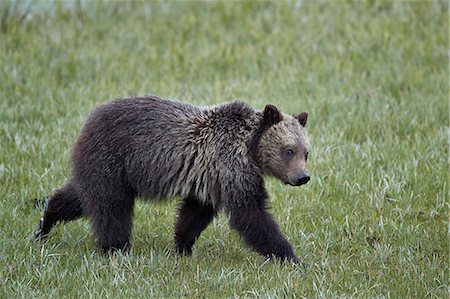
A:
35,183,83,239
89,191,135,253
174,196,217,255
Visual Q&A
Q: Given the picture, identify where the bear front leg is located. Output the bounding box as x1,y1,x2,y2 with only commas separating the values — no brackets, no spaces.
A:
174,196,217,255
229,206,299,263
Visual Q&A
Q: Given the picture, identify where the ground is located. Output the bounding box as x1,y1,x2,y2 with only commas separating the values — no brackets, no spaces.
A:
0,1,448,298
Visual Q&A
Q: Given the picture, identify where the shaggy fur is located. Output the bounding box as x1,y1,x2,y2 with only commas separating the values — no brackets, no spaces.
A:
35,96,310,263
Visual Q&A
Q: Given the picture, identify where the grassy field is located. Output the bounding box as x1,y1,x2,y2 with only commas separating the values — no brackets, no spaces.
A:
0,1,448,298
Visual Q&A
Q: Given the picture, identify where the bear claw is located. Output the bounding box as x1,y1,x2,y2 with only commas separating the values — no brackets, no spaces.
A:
34,198,49,239
34,218,47,239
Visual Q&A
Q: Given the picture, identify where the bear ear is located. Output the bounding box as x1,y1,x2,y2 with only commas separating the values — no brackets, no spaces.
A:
262,104,283,127
296,112,308,127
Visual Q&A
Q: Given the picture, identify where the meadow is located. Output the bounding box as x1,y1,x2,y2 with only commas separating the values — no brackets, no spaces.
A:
0,1,448,298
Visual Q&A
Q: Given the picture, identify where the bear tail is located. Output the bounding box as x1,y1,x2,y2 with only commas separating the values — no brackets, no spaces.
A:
34,183,83,239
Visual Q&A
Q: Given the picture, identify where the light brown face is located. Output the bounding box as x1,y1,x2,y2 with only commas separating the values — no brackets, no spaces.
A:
259,112,310,186
279,138,310,186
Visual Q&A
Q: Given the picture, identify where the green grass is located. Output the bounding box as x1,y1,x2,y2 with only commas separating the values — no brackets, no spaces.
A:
0,1,448,298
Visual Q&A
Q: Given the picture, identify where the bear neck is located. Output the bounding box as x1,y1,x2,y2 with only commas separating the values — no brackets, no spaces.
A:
248,112,270,171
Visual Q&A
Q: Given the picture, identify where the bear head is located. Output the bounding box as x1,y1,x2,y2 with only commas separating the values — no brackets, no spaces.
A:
257,105,310,186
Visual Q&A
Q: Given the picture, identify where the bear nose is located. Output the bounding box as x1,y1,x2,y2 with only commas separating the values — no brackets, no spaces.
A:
297,171,310,185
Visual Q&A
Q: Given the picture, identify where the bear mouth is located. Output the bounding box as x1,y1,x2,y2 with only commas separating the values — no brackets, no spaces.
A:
285,179,309,187
285,181,301,186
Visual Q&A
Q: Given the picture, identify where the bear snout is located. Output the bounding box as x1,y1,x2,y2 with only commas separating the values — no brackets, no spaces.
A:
297,170,310,185
287,170,310,186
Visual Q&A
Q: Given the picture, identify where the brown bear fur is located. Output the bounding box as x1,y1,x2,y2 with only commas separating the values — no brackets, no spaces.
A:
35,96,310,263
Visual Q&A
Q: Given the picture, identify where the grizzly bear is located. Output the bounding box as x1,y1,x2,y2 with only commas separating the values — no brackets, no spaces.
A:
35,96,310,263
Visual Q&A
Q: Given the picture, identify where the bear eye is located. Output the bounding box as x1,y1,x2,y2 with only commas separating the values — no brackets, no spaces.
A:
286,149,295,156
305,151,309,161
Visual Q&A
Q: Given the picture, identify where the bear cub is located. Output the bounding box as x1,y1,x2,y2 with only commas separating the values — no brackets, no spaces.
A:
35,96,310,263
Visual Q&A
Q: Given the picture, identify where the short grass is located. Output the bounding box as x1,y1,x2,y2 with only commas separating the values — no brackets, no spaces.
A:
0,1,448,298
